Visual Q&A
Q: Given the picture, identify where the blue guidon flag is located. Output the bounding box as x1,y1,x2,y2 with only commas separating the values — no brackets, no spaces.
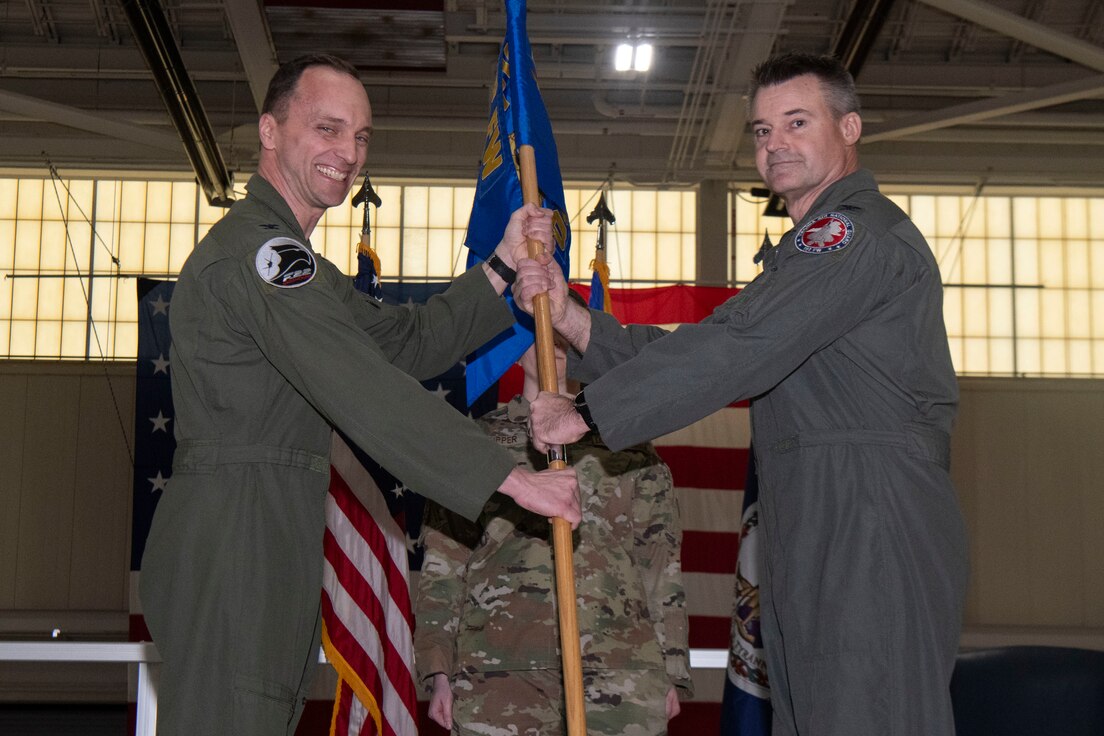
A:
462,0,570,406
795,212,854,254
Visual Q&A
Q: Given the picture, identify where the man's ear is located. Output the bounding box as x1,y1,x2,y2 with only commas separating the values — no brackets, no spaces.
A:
258,113,278,151
840,111,862,145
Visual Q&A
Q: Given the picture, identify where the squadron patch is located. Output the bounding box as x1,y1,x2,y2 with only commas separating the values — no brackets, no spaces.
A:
795,212,854,254
254,237,316,288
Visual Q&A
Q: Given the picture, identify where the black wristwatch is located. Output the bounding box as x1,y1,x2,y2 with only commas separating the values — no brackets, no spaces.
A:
485,253,516,284
573,390,598,432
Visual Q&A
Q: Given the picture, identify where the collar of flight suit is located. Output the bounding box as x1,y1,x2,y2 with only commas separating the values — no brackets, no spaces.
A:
794,168,880,230
244,173,311,243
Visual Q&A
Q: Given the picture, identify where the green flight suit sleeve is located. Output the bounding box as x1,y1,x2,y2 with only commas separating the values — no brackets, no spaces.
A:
567,308,669,384
583,225,907,451
414,501,481,689
630,452,693,696
212,250,517,520
339,265,516,380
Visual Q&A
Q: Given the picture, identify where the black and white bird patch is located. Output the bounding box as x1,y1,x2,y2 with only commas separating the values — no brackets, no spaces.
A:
254,237,317,288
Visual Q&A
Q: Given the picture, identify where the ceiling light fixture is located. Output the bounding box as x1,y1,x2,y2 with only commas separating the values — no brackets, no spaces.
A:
614,42,652,73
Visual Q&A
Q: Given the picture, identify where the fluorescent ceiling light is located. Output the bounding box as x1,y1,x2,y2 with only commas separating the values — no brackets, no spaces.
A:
634,43,653,72
615,43,633,72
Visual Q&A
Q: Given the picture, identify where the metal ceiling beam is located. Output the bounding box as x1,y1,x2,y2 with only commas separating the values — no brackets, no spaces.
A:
862,74,1104,142
222,0,278,113
916,0,1104,72
120,0,234,205
0,89,184,153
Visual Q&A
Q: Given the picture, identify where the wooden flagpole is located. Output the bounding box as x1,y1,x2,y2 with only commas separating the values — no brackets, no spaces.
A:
517,143,587,736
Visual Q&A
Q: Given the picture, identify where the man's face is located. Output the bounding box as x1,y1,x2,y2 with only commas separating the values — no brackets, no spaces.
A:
260,66,372,225
750,74,859,216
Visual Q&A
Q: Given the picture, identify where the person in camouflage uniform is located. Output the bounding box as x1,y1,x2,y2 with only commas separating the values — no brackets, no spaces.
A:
415,342,693,736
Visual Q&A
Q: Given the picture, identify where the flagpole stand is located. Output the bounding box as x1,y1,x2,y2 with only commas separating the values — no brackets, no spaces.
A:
518,144,587,736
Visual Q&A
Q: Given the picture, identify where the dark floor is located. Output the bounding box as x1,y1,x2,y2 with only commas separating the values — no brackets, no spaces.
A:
0,704,129,736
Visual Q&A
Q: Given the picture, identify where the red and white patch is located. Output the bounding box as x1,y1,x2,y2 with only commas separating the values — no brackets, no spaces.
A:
795,212,854,254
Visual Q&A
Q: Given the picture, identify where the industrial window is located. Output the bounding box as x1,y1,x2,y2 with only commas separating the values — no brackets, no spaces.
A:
0,174,696,360
730,188,1104,377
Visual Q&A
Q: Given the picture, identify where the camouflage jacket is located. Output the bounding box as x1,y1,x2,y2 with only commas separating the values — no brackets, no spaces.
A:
414,396,692,695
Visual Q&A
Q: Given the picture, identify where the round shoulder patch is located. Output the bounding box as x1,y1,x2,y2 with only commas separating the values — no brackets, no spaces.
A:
795,212,855,254
254,237,316,288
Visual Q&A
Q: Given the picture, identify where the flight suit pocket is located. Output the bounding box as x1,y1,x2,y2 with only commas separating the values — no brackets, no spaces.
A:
233,672,296,733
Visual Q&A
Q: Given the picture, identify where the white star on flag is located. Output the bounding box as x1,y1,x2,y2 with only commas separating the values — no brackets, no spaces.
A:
390,482,407,499
429,383,451,401
149,294,170,316
149,411,171,433
148,471,169,493
151,353,170,375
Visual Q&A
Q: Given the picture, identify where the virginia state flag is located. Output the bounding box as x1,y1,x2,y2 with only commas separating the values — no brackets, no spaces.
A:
463,0,570,406
719,448,772,735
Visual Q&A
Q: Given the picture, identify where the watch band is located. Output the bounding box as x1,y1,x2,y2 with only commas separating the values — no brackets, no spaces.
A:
573,390,598,432
485,253,516,284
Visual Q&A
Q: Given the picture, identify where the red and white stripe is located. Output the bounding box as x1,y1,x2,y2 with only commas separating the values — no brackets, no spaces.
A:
323,433,418,736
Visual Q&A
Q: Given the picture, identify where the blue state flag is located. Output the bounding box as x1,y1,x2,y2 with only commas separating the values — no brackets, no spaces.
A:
463,0,570,406
720,447,772,735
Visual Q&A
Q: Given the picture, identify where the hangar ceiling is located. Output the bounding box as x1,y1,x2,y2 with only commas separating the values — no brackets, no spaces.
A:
0,0,1102,197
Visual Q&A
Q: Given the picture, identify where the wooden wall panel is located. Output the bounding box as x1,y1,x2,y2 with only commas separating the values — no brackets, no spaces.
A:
0,373,28,609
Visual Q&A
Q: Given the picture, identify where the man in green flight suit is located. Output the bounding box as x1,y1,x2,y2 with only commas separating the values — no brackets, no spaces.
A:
516,53,968,736
139,53,581,736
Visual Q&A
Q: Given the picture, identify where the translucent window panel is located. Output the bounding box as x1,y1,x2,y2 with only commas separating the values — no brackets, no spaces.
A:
197,196,227,225
1091,200,1104,239
987,288,1014,338
17,179,44,220
1013,238,1039,285
963,288,989,336
36,320,62,356
1092,242,1104,289
1067,290,1092,339
986,237,1012,284
1041,338,1068,374
1040,289,1067,338
980,197,1010,238
425,228,460,278
171,182,198,223
1038,240,1065,288
145,182,173,222
112,282,139,322
936,196,965,238
63,277,90,319
908,196,936,237
169,224,196,272
1065,198,1089,239
10,277,38,320
117,223,149,272
682,233,696,282
629,232,658,281
1069,340,1092,374
426,187,455,229
90,281,118,322
61,320,87,358
656,191,685,232
401,228,429,275
1094,292,1104,338
655,233,684,282
0,179,18,219
0,221,13,271
942,287,963,335
15,221,43,269
634,191,661,231
0,322,8,354
1014,289,1041,338
1016,338,1041,375
946,337,963,374
1011,198,1038,239
1066,239,1090,289
112,321,138,358
963,337,989,373
989,337,1014,374
1095,342,1104,374
38,221,70,271
120,182,149,221
142,224,171,273
36,278,64,320
933,238,962,282
960,238,989,284
1036,198,1064,238
374,229,401,279
404,187,430,227
10,320,35,356
375,185,404,227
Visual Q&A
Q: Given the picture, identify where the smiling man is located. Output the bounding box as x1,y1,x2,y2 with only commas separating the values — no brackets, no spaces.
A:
515,52,968,736
139,54,580,736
